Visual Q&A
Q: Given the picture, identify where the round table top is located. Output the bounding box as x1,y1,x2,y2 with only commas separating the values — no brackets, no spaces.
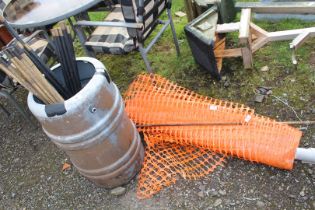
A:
4,0,102,29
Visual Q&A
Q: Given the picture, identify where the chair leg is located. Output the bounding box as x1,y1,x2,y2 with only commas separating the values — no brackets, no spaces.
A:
167,8,180,56
139,44,153,73
0,90,36,127
74,26,96,58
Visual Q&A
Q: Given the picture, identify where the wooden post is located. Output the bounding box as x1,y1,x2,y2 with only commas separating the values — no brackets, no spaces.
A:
239,9,253,69
290,31,311,49
184,0,197,22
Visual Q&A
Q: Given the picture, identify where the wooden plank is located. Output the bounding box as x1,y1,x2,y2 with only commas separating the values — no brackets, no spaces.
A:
235,2,315,14
216,22,239,33
238,9,253,69
239,9,251,45
290,31,311,49
249,23,269,53
250,23,268,37
215,48,242,58
184,0,198,22
268,27,315,42
214,37,226,49
251,37,269,53
242,47,253,69
213,37,225,71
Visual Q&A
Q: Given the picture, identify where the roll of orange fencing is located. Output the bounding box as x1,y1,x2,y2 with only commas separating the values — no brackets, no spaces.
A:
124,74,302,198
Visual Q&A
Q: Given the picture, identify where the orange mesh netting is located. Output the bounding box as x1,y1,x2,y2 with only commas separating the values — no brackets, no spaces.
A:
124,74,302,199
137,138,226,198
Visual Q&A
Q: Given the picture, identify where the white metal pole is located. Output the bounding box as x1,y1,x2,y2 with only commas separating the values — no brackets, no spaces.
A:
295,148,315,164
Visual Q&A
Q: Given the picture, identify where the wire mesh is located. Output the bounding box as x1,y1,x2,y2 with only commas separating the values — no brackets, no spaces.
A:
124,74,302,199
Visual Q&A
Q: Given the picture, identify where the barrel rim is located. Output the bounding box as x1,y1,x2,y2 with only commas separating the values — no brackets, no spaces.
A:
81,132,144,188
27,57,108,118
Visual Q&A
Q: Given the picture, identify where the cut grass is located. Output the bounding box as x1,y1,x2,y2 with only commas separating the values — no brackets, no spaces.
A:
75,1,315,121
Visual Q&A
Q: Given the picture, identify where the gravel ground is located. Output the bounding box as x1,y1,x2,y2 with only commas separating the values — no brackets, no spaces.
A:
0,88,314,210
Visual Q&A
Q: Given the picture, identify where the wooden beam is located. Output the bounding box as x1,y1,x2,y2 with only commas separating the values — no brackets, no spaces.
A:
250,23,268,37
290,31,311,49
216,22,240,33
268,27,315,42
239,9,253,69
249,23,269,53
251,37,269,53
214,37,225,71
214,37,226,49
289,31,312,65
184,0,198,22
239,9,251,45
241,47,253,69
215,48,242,58
235,2,315,14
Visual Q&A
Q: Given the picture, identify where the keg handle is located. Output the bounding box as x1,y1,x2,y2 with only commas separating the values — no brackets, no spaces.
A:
45,103,67,117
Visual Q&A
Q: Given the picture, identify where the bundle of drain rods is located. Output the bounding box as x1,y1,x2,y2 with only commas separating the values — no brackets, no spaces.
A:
51,22,81,96
0,42,65,104
0,18,81,104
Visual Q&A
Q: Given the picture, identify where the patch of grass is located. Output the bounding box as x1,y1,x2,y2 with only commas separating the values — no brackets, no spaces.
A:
74,1,315,121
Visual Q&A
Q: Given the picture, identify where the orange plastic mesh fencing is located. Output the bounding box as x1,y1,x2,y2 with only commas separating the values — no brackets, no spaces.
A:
124,74,302,199
137,135,226,198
